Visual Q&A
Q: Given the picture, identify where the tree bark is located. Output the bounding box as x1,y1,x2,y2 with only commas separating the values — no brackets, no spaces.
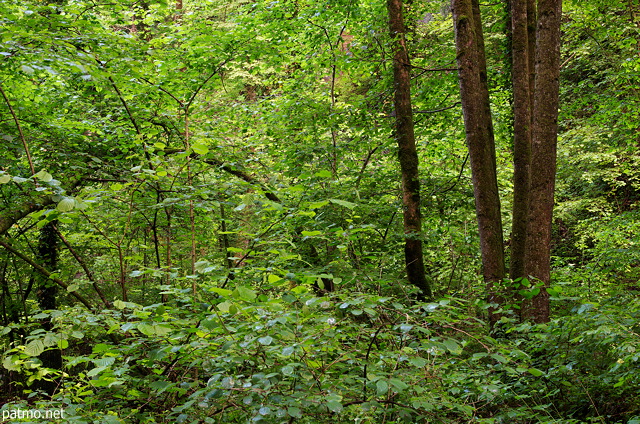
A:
509,0,535,282
34,221,62,395
453,0,506,321
387,0,432,300
522,0,562,323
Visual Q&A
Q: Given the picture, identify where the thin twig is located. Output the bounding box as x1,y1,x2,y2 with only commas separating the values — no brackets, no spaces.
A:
0,83,36,178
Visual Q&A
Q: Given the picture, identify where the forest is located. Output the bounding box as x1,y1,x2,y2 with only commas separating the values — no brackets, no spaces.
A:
0,0,639,422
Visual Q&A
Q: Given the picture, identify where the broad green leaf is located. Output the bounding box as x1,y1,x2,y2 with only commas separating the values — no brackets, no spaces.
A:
409,357,427,367
93,357,116,367
528,368,544,377
192,143,209,155
443,339,461,354
268,274,282,284
34,170,53,182
3,355,20,371
56,197,75,212
235,286,257,302
24,339,45,357
326,400,343,413
258,335,273,345
67,284,79,292
301,230,321,236
209,287,233,297
113,300,127,309
87,366,107,377
93,343,112,353
21,64,35,74
308,200,330,209
376,379,388,395
389,378,409,392
149,381,173,393
137,323,155,336
281,365,294,375
329,198,357,209
0,174,10,184
154,325,172,336
288,407,302,418
258,406,271,415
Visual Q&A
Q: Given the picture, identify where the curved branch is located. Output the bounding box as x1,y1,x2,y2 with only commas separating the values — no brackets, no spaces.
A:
0,237,94,311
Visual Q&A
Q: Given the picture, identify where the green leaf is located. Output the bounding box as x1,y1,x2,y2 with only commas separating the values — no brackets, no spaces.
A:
409,357,427,367
149,381,173,393
442,339,461,354
390,378,409,392
235,286,257,302
326,400,343,413
258,335,273,345
315,170,332,178
281,365,294,375
528,368,544,377
67,284,79,292
137,323,155,336
57,339,69,349
308,200,330,209
34,170,53,182
56,197,75,212
376,379,388,395
3,355,20,371
21,64,35,74
0,174,10,184
87,366,107,377
288,407,302,418
209,287,233,297
113,300,127,309
192,143,209,155
93,343,112,353
329,198,357,209
268,274,283,284
24,339,45,357
281,346,294,356
546,286,562,297
301,230,321,236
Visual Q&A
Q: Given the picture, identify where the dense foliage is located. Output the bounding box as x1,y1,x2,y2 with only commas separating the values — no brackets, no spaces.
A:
0,0,639,422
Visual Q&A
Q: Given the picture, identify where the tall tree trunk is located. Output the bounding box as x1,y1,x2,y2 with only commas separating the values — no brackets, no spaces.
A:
387,0,432,300
522,0,562,323
509,0,535,282
452,0,506,323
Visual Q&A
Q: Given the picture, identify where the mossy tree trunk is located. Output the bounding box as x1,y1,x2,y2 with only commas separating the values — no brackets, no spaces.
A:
387,0,432,300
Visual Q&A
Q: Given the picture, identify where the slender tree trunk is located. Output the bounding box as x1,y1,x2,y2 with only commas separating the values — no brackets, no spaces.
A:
509,0,535,282
34,221,62,395
452,0,506,323
387,0,432,300
522,0,562,323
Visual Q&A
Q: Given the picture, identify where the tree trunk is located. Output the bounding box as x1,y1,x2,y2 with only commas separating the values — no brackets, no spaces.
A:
452,0,506,322
387,0,432,300
509,0,535,282
34,221,62,395
522,0,562,323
